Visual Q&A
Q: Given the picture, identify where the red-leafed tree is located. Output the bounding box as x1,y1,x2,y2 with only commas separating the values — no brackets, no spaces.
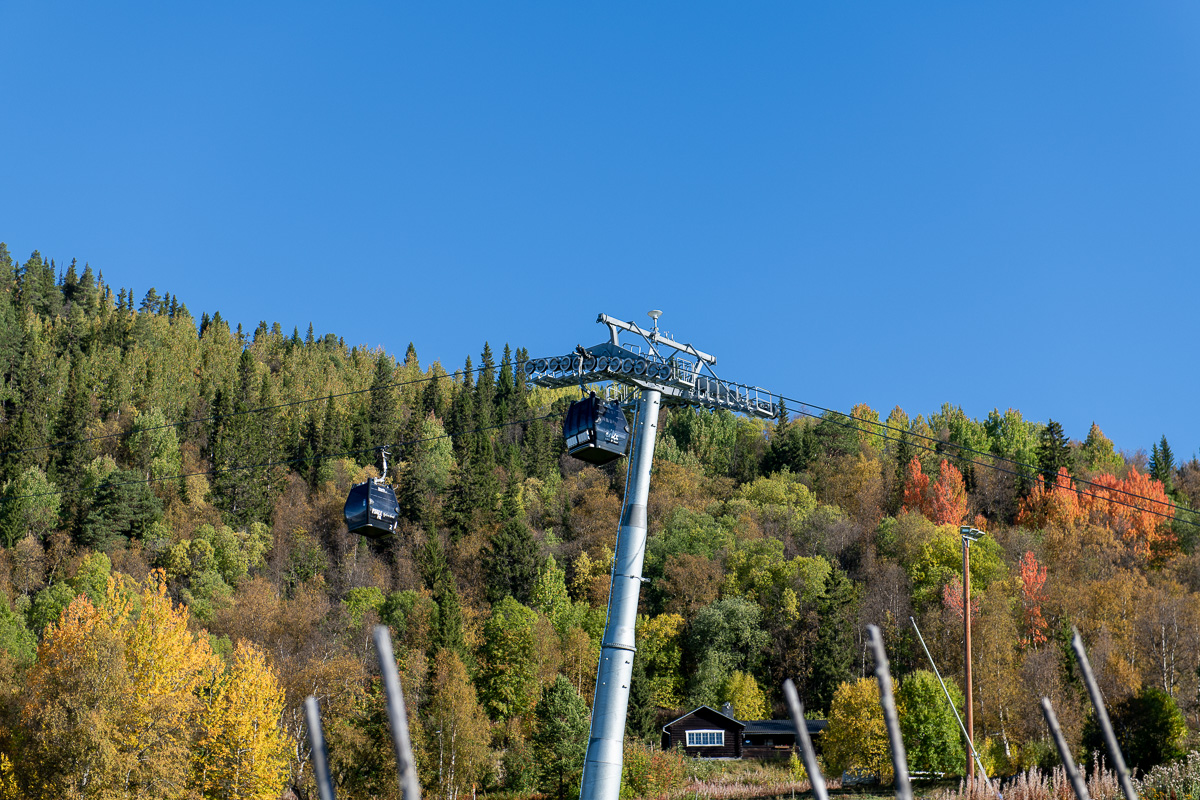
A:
942,576,978,621
1017,551,1048,650
930,460,968,525
903,457,967,525
901,457,930,518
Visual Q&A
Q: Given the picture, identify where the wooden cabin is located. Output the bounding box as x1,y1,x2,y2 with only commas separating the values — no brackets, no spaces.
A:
661,706,745,758
662,705,827,760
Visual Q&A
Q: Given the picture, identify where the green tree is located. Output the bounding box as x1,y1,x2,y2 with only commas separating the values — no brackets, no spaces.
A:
0,466,61,548
686,597,769,707
1082,687,1187,774
1037,419,1071,488
367,354,398,457
809,565,858,714
1149,435,1175,494
1080,423,1124,475
476,596,539,721
532,675,589,800
483,477,541,604
78,468,163,549
897,670,965,774
824,678,891,781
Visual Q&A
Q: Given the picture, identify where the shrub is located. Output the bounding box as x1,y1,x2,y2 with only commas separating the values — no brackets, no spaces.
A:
1137,750,1200,800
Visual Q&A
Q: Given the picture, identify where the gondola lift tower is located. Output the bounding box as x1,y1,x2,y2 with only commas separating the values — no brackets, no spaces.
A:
526,312,781,800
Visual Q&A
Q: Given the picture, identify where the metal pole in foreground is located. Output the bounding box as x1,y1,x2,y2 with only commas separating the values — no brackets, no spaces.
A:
866,624,912,800
373,625,422,800
783,679,829,800
579,388,661,800
1041,698,1091,800
1070,629,1137,800
910,617,998,795
305,697,338,800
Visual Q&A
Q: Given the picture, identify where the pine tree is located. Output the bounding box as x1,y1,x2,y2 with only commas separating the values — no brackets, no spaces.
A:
625,654,658,743
51,354,90,526
475,343,496,429
1149,435,1176,493
209,350,283,527
483,475,541,604
1037,419,1071,488
368,354,397,449
532,676,589,800
420,531,465,657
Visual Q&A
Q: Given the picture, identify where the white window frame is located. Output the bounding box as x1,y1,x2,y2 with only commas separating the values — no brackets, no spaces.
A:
686,729,724,747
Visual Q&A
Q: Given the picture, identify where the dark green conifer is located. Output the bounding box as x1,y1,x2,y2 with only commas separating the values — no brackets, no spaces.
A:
1037,419,1072,486
368,355,397,449
1150,435,1175,493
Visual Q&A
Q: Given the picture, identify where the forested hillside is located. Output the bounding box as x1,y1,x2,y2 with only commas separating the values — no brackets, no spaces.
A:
0,243,1198,800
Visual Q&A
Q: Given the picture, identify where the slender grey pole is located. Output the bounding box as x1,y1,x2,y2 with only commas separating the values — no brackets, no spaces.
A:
1041,698,1091,800
373,625,422,800
1070,628,1137,800
783,679,829,800
910,617,998,794
579,388,661,800
867,624,912,800
306,696,337,800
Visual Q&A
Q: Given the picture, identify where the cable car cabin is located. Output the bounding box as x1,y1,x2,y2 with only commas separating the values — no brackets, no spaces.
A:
344,478,400,538
564,394,631,465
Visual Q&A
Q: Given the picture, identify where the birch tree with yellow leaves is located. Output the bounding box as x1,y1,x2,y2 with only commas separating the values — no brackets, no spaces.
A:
19,572,219,800
192,640,289,800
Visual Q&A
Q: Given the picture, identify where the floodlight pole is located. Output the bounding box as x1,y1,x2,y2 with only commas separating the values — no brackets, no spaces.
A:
960,525,984,783
579,387,661,800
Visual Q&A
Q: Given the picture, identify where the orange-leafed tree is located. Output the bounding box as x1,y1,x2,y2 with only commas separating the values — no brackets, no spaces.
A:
901,457,931,517
1018,467,1084,530
1080,467,1175,560
1018,551,1049,650
930,460,968,525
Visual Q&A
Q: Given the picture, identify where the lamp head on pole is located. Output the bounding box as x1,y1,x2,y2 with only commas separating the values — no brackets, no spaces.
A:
960,525,985,543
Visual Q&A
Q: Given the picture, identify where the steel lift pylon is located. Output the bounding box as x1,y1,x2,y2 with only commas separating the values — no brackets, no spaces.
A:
526,311,781,800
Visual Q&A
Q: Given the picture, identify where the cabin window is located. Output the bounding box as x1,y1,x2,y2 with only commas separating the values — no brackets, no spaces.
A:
686,730,724,747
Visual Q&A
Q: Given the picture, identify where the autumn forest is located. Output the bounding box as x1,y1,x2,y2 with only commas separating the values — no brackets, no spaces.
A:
0,243,1198,800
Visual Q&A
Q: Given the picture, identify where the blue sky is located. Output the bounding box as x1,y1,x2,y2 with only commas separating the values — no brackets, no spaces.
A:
2,2,1198,457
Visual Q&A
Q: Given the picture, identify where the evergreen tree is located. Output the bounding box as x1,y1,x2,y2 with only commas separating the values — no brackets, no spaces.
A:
475,342,496,429
420,530,465,657
1037,419,1071,487
368,354,397,449
78,469,164,549
532,675,589,800
496,343,515,424
625,654,658,743
51,353,90,525
483,475,541,604
209,350,283,527
1149,435,1175,493
809,565,858,714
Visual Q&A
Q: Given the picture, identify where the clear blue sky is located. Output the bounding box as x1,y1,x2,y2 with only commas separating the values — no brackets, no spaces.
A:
3,2,1198,457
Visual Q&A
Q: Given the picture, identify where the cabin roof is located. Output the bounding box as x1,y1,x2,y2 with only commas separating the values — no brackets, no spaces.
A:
665,707,828,736
661,705,744,731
